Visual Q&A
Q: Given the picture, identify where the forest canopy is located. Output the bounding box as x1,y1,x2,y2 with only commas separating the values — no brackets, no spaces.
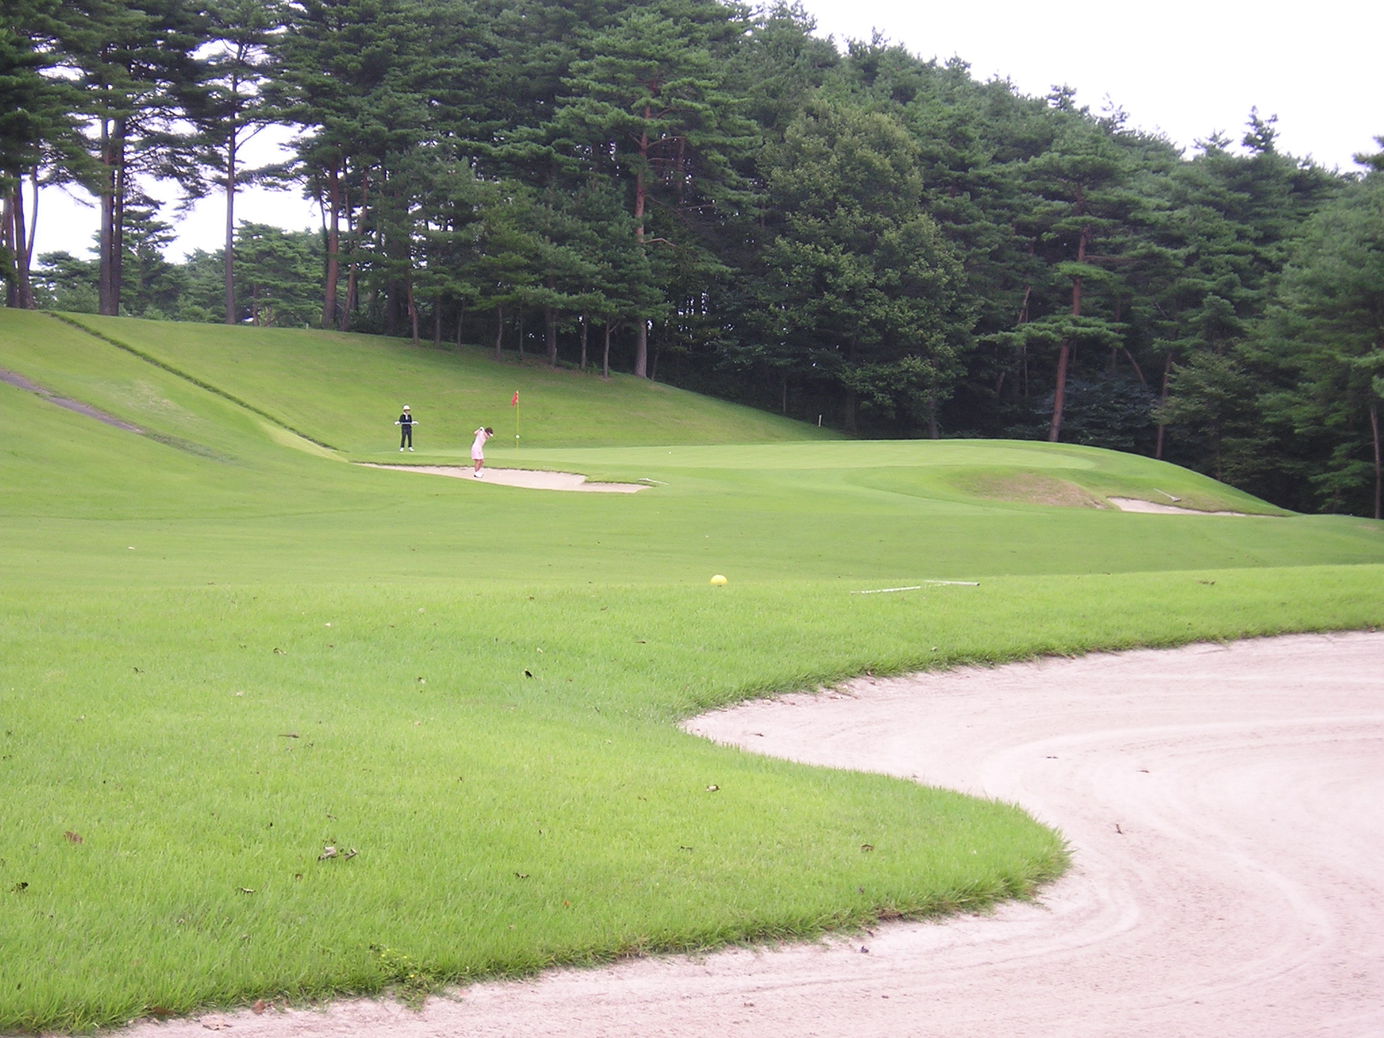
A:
3,0,1382,517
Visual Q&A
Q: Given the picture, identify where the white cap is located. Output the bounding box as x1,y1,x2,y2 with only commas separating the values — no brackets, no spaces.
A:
402,405,410,410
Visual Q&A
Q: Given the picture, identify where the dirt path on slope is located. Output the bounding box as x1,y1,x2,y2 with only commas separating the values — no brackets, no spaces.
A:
115,631,1384,1038
0,367,145,431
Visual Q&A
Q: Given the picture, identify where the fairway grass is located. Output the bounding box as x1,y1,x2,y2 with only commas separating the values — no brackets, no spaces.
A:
2,310,1382,1033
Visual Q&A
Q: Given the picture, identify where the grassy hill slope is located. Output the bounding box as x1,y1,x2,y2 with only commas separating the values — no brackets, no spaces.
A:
49,312,836,452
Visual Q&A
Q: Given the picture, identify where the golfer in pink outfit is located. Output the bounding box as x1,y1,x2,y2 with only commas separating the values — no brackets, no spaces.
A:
471,426,494,477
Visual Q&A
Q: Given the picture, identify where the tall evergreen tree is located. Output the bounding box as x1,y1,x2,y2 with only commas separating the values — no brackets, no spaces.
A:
408,152,488,347
232,221,323,327
1254,174,1384,517
273,0,485,333
1,0,95,308
550,0,755,377
114,201,184,317
273,0,419,330
1,7,50,306
1019,117,1142,441
60,0,204,315
726,0,837,137
1154,119,1342,486
757,95,972,434
1141,140,1271,460
175,0,287,324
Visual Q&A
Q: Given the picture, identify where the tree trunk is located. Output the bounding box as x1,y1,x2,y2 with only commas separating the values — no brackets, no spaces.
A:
493,303,504,359
602,320,613,379
322,164,342,330
1120,347,1146,386
842,388,858,434
2,190,14,307
111,148,127,314
1048,226,1090,443
579,315,589,370
632,119,651,378
15,185,31,307
4,183,35,309
342,175,365,332
343,261,357,331
223,123,238,324
408,278,419,344
1047,339,1071,442
98,115,123,316
1154,352,1173,460
997,284,1033,398
634,319,648,378
1369,398,1382,521
21,169,38,307
545,305,558,366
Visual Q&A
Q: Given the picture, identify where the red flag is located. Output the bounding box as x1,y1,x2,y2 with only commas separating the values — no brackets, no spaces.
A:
511,390,519,406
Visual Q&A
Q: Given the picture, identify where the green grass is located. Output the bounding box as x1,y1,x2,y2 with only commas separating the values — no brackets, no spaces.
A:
47,312,836,453
2,309,1382,1033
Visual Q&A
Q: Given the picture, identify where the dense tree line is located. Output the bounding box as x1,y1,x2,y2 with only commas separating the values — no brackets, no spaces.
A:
3,0,1382,515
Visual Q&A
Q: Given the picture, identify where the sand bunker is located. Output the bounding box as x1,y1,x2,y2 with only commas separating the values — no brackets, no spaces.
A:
1109,496,1253,516
116,631,1384,1038
363,464,648,492
365,472,1246,510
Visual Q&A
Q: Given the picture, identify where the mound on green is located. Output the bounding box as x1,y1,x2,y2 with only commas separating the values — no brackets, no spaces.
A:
2,310,1381,1034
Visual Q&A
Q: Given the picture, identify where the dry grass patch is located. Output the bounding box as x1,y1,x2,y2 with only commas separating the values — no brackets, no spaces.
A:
959,471,1109,509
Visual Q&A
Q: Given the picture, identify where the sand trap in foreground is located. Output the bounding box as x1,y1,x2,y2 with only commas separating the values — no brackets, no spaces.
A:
116,631,1384,1038
363,464,648,492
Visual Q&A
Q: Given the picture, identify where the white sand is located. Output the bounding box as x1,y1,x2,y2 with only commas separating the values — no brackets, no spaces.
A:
1108,496,1253,515
363,464,647,492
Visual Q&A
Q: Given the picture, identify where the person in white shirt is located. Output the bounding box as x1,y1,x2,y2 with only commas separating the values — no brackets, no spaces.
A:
471,426,494,476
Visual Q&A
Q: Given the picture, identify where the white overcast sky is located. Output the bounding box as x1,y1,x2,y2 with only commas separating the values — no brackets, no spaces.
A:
32,0,1383,261
804,0,1381,168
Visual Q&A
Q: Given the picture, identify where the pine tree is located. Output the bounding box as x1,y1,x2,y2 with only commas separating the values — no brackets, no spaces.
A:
1254,174,1384,517
59,0,204,315
177,0,288,324
549,0,756,377
1013,116,1141,441
757,95,972,434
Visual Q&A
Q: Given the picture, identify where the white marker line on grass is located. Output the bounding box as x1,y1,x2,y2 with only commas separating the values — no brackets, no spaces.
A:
852,580,980,595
